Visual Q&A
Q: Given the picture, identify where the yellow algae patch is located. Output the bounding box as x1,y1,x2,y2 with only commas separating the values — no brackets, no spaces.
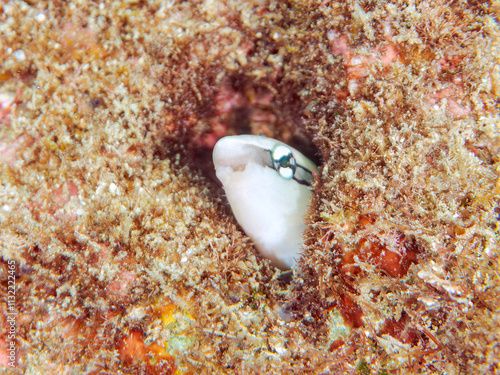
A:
157,300,196,356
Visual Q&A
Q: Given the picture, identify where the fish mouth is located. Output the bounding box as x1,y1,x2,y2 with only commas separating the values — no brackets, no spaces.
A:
212,137,268,171
231,164,247,172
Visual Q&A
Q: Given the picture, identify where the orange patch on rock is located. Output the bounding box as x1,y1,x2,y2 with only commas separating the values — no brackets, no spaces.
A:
342,230,419,278
379,311,422,345
118,329,148,364
60,23,102,62
337,293,364,328
328,339,345,351
118,328,177,374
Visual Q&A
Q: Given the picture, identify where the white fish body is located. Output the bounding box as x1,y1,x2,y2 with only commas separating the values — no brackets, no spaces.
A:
213,135,317,269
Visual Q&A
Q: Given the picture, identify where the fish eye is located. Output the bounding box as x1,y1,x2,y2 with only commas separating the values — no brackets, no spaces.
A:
271,145,296,179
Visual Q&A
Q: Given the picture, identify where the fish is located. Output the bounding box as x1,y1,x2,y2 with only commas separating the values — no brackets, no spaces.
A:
213,135,317,269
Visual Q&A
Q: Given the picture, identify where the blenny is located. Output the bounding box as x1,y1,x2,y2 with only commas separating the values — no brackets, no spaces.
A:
213,135,317,269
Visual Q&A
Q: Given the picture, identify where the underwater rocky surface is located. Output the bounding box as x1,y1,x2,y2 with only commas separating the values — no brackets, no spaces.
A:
0,0,498,374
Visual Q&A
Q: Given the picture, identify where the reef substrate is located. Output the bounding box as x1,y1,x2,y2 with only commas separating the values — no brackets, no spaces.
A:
0,0,498,374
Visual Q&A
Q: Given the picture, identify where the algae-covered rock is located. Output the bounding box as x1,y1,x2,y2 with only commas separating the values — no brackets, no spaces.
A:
0,0,498,373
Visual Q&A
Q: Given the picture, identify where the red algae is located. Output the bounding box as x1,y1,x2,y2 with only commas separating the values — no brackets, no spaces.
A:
379,311,423,346
117,328,177,374
118,328,148,365
337,293,364,329
341,230,420,278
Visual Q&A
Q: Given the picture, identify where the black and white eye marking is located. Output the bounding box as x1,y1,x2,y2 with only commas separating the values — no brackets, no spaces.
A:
270,145,313,187
271,145,296,180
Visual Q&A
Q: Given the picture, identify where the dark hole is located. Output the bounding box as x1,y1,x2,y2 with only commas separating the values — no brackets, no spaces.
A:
89,97,103,109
